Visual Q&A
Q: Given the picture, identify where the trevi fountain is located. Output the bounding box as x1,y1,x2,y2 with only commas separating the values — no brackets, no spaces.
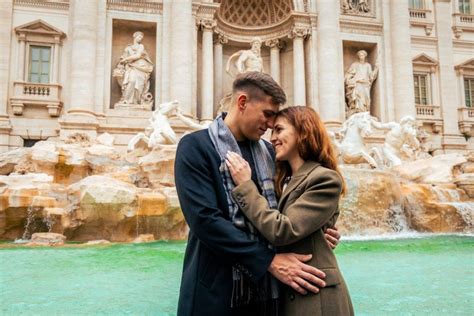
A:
1,0,473,315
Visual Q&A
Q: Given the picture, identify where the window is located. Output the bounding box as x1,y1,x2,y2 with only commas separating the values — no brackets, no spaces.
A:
459,0,471,14
414,74,429,105
28,45,51,83
409,0,425,9
465,78,474,107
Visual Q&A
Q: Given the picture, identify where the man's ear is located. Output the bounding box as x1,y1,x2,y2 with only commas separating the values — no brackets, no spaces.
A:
236,94,248,112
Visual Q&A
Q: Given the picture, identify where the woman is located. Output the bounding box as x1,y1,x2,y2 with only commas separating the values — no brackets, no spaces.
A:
225,106,353,316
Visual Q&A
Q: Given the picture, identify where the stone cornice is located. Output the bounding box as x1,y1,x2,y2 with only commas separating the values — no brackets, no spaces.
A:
107,0,163,15
411,35,439,46
453,39,474,50
14,0,69,10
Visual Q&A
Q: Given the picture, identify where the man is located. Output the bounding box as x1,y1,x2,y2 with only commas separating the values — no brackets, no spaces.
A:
175,72,340,316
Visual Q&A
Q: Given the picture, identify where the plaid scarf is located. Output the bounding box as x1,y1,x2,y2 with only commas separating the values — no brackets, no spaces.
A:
208,114,279,312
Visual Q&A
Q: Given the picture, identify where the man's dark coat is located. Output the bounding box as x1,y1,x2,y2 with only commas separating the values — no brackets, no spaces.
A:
174,130,275,316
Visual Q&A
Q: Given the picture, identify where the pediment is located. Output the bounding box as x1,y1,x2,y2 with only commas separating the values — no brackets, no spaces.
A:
15,19,65,38
455,58,474,71
412,53,438,66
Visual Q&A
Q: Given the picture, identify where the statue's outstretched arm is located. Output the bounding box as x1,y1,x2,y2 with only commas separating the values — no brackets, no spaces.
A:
226,51,242,73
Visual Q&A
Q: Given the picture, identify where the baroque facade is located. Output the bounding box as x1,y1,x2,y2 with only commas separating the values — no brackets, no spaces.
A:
0,0,473,154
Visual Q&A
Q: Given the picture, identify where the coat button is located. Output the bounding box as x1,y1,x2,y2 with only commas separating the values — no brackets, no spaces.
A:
289,293,295,301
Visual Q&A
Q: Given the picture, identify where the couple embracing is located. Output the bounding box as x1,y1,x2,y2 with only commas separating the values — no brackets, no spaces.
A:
175,72,354,316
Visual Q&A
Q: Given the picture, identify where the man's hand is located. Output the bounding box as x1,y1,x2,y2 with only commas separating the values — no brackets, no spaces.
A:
268,253,326,295
324,227,341,249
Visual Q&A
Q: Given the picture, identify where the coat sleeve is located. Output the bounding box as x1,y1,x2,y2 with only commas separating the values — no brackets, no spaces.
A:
232,169,342,247
174,134,275,282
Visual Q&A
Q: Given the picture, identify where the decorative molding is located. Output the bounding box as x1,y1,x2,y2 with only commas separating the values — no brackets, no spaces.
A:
289,26,310,39
214,32,228,45
341,0,376,18
455,58,474,75
106,0,163,15
340,19,383,35
14,0,69,10
197,18,217,31
411,35,438,46
15,19,66,42
265,39,284,49
214,12,311,43
412,53,438,69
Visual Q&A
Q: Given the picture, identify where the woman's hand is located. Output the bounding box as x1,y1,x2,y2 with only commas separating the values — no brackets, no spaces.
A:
225,151,251,186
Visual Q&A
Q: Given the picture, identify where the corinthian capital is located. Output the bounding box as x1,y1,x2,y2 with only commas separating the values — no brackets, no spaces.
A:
198,18,217,31
265,39,284,49
214,32,228,45
289,26,310,39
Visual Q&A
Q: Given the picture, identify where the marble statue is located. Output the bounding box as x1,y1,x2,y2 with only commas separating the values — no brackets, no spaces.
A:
334,112,380,168
175,109,210,131
370,116,421,167
128,100,178,151
113,31,154,110
225,37,263,76
344,50,378,117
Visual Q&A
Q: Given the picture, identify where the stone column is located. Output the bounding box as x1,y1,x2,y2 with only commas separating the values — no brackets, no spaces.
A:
433,0,466,149
52,40,60,84
290,27,308,106
457,69,466,108
199,19,216,122
17,36,26,81
316,0,344,125
0,0,13,152
430,67,440,107
67,0,100,112
265,39,281,84
169,0,194,115
214,33,227,114
390,0,417,120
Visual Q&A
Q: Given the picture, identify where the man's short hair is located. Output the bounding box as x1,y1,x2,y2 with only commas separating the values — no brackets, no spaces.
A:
232,72,287,106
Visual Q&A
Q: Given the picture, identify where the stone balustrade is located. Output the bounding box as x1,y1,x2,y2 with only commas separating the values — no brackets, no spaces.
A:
409,8,434,35
452,13,474,38
458,107,474,136
415,104,443,133
10,81,63,117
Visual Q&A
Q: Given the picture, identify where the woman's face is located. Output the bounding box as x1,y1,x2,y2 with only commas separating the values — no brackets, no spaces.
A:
270,116,298,161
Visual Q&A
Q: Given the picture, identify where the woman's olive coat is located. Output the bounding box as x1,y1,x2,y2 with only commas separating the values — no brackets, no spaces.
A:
233,161,354,316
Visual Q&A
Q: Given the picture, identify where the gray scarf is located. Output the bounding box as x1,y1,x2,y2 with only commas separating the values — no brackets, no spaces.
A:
208,114,279,310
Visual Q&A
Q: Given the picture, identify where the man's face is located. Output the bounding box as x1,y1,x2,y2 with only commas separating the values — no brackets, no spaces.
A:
239,95,279,141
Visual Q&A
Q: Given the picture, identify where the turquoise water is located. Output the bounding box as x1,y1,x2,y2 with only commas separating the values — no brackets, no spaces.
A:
1,235,473,315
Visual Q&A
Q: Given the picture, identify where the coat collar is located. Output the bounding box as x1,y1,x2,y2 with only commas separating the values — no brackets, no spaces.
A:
278,160,321,209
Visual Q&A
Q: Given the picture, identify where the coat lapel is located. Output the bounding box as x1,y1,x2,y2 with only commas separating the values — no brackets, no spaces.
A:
278,160,321,209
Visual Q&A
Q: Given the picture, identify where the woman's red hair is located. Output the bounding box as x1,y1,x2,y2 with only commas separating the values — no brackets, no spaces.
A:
274,106,346,197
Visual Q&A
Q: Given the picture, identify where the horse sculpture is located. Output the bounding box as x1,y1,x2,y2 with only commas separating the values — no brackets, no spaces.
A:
335,112,380,168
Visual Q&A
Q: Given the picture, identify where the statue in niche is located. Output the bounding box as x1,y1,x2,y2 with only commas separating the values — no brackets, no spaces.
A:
225,37,263,76
342,0,370,14
113,31,154,110
344,50,378,117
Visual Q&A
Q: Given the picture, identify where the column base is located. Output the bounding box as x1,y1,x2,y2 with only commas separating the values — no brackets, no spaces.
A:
58,108,100,141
